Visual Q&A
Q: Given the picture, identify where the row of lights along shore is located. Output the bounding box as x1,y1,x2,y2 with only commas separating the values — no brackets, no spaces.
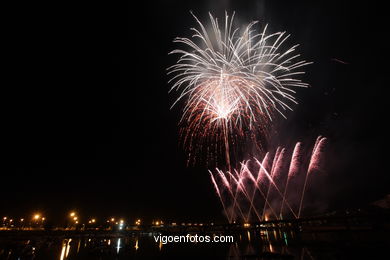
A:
1,212,143,227
1,211,230,228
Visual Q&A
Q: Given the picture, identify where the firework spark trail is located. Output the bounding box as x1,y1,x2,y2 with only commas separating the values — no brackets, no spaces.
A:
287,142,303,178
247,152,270,220
239,162,266,221
246,154,279,220
262,147,282,220
230,163,255,222
267,148,287,217
225,168,249,221
280,142,302,218
168,12,311,166
228,168,246,222
258,152,273,186
223,122,231,172
273,148,287,178
227,162,265,222
224,158,278,221
298,169,310,218
227,169,244,222
308,137,327,173
216,168,246,221
312,136,322,156
210,137,327,222
216,168,230,188
298,137,327,218
209,171,230,222
239,164,274,221
256,158,298,219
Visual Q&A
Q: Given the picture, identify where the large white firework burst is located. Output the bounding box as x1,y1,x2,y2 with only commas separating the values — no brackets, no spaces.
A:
168,12,311,166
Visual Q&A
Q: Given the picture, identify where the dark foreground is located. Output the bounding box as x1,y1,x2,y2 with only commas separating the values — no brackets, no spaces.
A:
1,212,389,259
1,229,389,259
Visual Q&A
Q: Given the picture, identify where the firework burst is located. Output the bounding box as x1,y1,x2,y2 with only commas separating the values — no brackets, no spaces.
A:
168,12,311,166
210,137,327,223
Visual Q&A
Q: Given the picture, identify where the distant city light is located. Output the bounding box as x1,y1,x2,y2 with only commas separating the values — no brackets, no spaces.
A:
0,212,228,232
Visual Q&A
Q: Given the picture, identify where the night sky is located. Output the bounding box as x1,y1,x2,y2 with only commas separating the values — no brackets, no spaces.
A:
2,0,389,224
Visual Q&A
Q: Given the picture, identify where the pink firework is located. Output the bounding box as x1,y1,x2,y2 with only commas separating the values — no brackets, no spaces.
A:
288,142,303,177
308,137,327,173
209,136,328,223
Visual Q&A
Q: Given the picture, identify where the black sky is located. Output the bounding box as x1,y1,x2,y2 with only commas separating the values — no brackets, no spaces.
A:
2,0,389,223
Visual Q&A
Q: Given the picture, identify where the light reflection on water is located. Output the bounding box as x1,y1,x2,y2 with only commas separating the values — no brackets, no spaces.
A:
116,238,121,254
0,230,388,259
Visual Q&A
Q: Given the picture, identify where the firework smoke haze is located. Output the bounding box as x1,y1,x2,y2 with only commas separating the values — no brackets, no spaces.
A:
168,12,311,166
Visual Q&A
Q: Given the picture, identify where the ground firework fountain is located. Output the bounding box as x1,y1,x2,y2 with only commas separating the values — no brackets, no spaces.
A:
209,136,327,223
